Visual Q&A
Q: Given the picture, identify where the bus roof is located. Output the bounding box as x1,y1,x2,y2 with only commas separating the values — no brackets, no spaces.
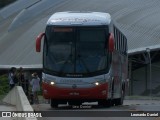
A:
47,11,111,26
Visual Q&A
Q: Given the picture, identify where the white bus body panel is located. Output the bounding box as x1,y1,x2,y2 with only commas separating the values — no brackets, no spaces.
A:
47,11,111,26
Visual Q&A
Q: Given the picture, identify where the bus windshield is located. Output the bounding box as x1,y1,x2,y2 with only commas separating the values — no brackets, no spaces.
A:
44,26,109,76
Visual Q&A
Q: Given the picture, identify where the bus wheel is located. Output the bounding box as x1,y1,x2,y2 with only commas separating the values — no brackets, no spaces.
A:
98,99,112,107
115,90,124,106
51,99,58,108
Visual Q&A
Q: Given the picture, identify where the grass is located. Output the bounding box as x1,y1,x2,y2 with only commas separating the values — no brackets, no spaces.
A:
0,74,10,95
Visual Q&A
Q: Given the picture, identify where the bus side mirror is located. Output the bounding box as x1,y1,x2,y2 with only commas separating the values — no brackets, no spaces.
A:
36,33,45,52
108,33,114,52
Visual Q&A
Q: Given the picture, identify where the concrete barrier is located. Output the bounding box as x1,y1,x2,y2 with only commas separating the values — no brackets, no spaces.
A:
3,86,37,120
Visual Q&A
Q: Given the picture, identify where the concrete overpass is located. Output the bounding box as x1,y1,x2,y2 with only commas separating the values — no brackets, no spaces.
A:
1,0,160,95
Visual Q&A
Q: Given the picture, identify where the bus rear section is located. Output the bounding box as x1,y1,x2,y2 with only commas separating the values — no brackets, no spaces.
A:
35,11,128,108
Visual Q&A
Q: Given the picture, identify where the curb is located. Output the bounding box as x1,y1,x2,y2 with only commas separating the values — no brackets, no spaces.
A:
3,86,38,120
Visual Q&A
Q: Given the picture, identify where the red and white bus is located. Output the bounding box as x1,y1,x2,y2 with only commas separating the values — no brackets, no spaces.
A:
36,11,128,108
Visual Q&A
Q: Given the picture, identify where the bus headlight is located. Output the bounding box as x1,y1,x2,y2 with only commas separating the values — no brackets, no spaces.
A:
94,82,100,86
43,79,56,85
94,80,106,86
50,81,55,85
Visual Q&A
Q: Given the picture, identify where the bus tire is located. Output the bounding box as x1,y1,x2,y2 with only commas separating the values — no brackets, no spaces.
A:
115,90,124,106
51,99,58,108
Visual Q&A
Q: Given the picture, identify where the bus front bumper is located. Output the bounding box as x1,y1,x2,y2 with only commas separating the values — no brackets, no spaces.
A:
42,82,108,100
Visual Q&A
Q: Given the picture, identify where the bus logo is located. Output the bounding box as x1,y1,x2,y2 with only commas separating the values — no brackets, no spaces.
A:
72,84,77,89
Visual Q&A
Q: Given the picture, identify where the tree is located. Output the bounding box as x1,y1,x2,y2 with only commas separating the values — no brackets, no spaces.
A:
0,74,9,95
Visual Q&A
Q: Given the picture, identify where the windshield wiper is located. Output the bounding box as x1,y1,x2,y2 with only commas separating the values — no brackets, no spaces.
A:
59,54,73,73
60,42,74,73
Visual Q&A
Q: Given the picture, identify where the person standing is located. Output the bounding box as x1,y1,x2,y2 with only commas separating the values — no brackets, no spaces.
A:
24,70,30,97
18,67,25,92
8,67,17,90
30,72,40,104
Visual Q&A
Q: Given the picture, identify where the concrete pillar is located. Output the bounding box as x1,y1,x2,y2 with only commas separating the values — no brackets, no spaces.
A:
145,64,148,91
128,60,133,95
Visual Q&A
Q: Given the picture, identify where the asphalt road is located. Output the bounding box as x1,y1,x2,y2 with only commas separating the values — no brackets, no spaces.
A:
32,99,160,120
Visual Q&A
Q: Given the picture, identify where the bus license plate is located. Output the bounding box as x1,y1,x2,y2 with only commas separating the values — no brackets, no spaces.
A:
69,92,79,95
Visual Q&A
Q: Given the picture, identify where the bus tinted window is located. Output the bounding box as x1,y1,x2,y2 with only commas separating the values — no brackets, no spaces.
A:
44,26,110,76
79,28,106,42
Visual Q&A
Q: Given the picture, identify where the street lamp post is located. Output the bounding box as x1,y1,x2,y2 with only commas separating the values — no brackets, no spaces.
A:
146,48,152,98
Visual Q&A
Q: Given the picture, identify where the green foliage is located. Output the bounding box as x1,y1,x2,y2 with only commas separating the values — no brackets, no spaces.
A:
0,74,10,95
